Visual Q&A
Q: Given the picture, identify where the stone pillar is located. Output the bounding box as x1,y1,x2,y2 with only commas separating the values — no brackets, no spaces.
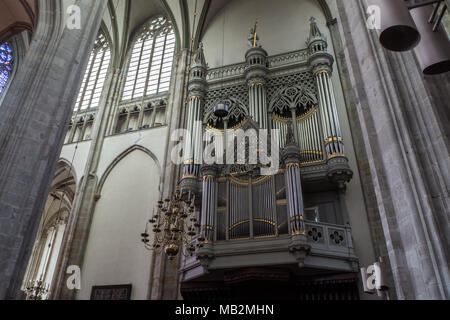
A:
245,46,269,129
307,17,344,159
0,0,107,300
150,49,190,300
180,43,208,194
333,1,450,299
50,66,121,300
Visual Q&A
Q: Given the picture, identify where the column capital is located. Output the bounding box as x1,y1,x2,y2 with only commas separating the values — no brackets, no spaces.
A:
282,144,301,165
200,164,218,178
244,46,269,84
309,52,334,76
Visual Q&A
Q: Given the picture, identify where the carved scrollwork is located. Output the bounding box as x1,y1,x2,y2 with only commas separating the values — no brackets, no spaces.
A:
269,84,317,117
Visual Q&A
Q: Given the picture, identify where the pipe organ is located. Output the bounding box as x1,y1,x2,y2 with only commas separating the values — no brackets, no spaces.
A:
180,18,354,270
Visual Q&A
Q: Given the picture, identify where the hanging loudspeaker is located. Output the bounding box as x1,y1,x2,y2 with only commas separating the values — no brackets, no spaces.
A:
369,0,421,51
410,5,450,75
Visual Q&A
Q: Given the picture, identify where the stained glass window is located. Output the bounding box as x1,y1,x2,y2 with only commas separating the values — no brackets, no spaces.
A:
0,42,13,96
122,16,175,101
74,32,111,111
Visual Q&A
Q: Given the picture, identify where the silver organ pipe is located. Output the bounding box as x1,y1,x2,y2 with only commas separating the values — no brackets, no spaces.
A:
272,107,324,164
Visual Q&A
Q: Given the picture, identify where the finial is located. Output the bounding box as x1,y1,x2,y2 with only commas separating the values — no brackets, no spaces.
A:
307,16,326,45
248,19,261,48
193,42,206,66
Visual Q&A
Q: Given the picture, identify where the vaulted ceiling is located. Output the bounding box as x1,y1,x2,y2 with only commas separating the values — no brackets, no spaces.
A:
162,0,333,49
102,0,333,59
0,0,38,42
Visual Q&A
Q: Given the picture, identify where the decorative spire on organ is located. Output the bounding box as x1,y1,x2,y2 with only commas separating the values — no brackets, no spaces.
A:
248,19,261,48
307,17,326,42
180,42,209,195
193,42,207,67
245,20,268,129
307,16,353,188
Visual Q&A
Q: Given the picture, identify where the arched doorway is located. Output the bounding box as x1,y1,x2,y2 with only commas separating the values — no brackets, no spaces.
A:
21,160,77,300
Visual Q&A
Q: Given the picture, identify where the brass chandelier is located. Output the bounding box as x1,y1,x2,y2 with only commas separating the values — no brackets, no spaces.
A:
141,190,202,260
25,279,49,300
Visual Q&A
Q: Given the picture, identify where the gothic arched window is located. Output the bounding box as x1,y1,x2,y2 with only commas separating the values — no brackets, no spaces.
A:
122,16,175,101
0,42,13,96
74,32,111,111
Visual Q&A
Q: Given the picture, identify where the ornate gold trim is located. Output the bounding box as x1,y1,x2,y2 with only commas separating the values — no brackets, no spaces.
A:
278,219,287,229
254,234,277,239
314,70,329,77
300,159,326,165
324,136,343,144
251,176,271,186
296,106,318,122
182,174,198,179
229,219,250,230
249,82,264,88
328,153,346,159
254,218,276,226
300,150,323,156
229,237,251,241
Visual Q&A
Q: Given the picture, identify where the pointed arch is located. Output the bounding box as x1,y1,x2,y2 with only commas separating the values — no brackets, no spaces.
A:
198,0,334,41
97,145,162,195
74,30,112,111
160,0,182,52
121,15,176,101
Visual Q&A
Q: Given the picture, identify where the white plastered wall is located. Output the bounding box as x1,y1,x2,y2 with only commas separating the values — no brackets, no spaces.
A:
76,127,167,300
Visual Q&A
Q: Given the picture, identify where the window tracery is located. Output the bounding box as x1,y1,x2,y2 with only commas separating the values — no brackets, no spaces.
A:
74,32,111,111
122,16,175,101
0,42,13,96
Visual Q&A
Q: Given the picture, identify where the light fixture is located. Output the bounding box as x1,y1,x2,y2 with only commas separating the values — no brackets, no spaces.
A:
212,5,230,119
141,190,201,260
368,0,421,52
410,4,450,75
213,100,230,118
25,279,49,300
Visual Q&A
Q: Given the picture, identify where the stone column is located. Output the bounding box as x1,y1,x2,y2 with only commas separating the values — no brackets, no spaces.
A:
307,17,344,159
244,46,269,129
150,49,190,300
50,66,121,300
0,0,107,300
333,1,450,299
